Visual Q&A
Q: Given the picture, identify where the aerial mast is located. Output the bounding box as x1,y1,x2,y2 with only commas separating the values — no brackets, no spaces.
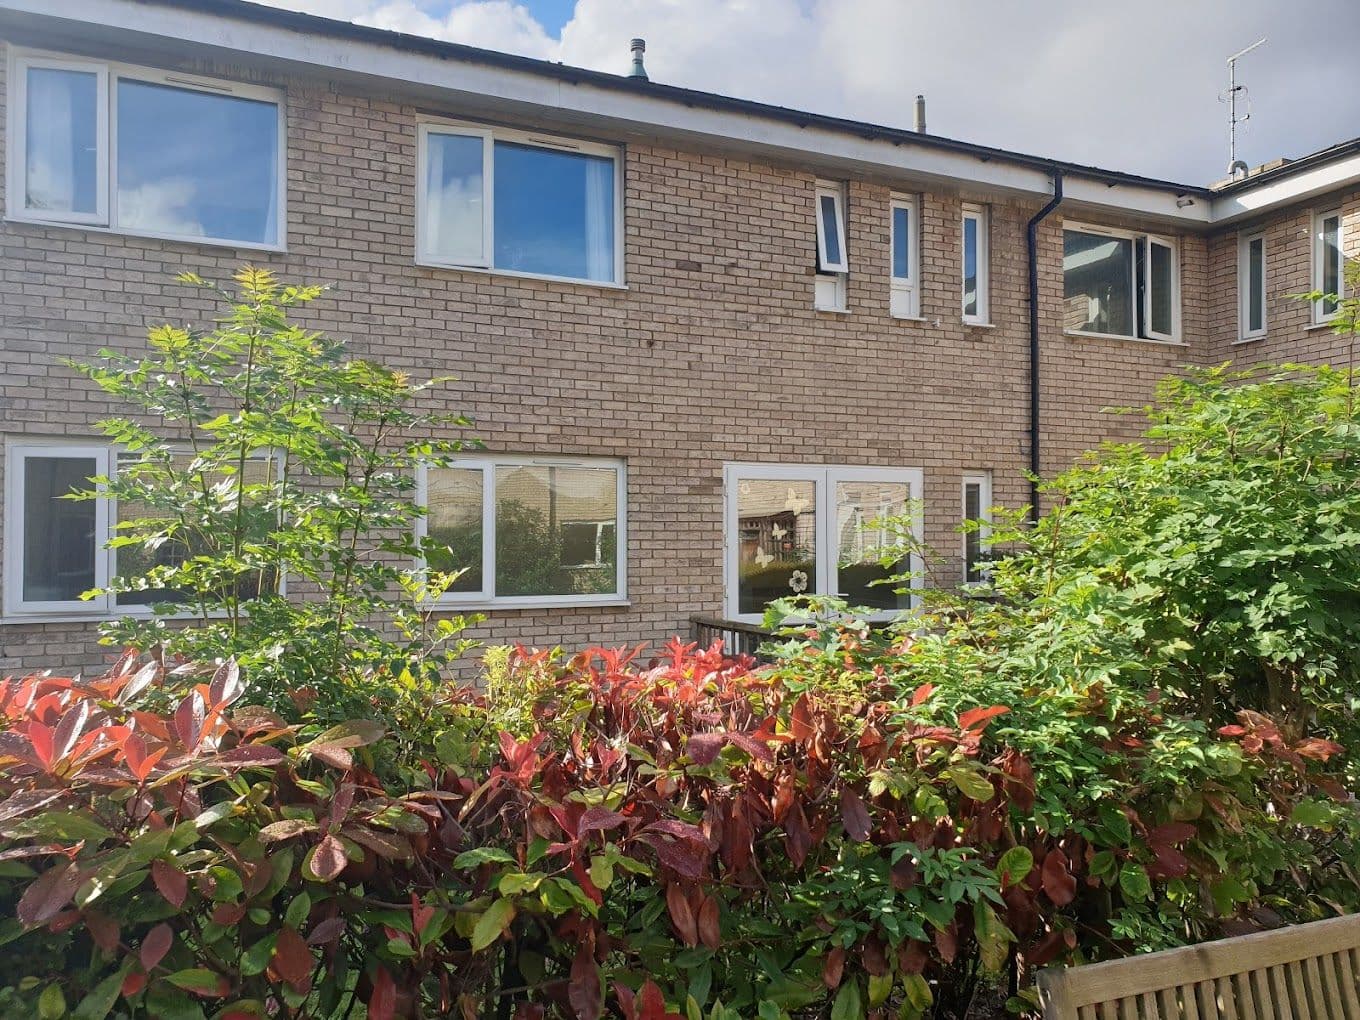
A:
1224,38,1267,178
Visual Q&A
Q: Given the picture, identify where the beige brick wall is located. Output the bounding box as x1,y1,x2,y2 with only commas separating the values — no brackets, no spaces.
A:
0,39,1352,675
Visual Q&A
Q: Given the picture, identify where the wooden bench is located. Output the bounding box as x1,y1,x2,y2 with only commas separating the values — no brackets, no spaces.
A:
1039,913,1360,1019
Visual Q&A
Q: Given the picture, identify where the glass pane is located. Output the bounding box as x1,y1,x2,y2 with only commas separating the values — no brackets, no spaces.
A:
819,193,842,267
23,456,97,603
1148,241,1174,337
25,67,99,215
1248,238,1264,333
493,141,616,281
494,464,618,596
892,205,910,279
962,216,979,316
424,468,484,594
1323,215,1341,316
736,478,817,616
964,482,983,583
116,455,276,606
117,80,279,244
425,132,485,263
835,480,909,611
1063,230,1134,336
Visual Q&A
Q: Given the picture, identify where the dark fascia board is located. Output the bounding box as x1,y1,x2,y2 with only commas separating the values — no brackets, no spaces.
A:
117,0,1217,199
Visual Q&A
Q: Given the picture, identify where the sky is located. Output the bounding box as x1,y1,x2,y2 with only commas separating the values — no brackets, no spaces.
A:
252,0,1360,185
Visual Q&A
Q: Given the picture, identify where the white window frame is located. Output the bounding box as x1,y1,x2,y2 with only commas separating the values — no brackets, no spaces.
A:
814,181,849,273
1238,231,1267,342
961,203,990,324
4,443,112,617
889,194,920,319
1061,221,1182,343
5,48,287,251
722,463,923,625
961,471,993,586
415,454,628,610
1313,208,1344,324
416,119,625,287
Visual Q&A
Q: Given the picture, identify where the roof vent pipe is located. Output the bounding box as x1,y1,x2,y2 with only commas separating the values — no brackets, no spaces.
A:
914,94,926,133
628,38,648,80
1230,158,1249,180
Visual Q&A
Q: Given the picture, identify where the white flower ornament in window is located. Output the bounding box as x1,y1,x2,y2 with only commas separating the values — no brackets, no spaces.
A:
789,569,809,594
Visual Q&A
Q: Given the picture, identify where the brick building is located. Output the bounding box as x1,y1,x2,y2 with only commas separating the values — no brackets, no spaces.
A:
0,0,1357,672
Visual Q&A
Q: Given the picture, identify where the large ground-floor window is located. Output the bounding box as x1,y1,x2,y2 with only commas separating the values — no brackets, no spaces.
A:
723,463,921,622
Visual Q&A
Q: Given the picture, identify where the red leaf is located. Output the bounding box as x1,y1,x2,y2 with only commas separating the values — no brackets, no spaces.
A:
934,924,958,964
174,691,206,750
369,966,397,1020
140,922,173,972
839,789,872,842
958,705,1010,732
784,802,813,869
789,695,814,743
308,916,347,946
686,732,727,765
637,980,668,1020
85,910,119,952
272,925,314,993
1295,737,1343,762
208,659,243,710
1041,849,1077,907
1149,842,1190,880
310,833,348,881
308,743,354,771
412,894,436,940
152,859,188,909
614,983,636,1019
577,807,627,834
1148,822,1197,847
17,859,82,926
822,946,846,988
898,940,929,974
666,883,698,947
910,683,936,706
569,943,603,1020
696,894,721,950
862,933,889,976
121,970,148,998
51,700,91,764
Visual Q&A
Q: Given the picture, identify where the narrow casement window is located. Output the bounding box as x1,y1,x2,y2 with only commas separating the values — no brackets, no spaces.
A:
961,204,989,323
1314,209,1343,322
1239,232,1266,340
962,472,993,585
1062,224,1180,342
815,184,848,272
723,464,922,623
418,124,620,284
889,196,920,318
417,456,626,607
9,52,284,247
4,445,110,616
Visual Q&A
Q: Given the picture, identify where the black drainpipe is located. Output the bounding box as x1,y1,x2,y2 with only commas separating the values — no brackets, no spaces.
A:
1026,171,1063,523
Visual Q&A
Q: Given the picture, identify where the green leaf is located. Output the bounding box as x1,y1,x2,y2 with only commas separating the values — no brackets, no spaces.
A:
830,979,864,1020
1291,798,1334,828
589,856,614,891
71,967,127,1020
241,935,277,977
946,766,994,802
284,892,311,930
902,973,933,1012
1118,863,1152,901
867,972,893,1008
164,969,223,995
997,846,1033,887
453,847,516,868
497,872,544,896
470,899,516,952
38,983,67,1020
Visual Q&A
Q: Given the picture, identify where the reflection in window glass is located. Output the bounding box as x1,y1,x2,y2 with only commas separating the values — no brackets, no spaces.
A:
424,467,484,593
1063,230,1134,336
23,456,97,603
819,193,843,268
493,142,615,281
424,133,485,264
964,481,984,583
892,204,910,280
737,479,816,616
1247,237,1264,334
835,480,909,610
1321,214,1342,317
1148,241,1174,337
116,80,279,244
494,464,618,596
25,67,99,215
962,215,979,317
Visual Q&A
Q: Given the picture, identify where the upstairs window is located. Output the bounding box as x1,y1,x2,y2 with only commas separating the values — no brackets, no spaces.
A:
1062,224,1180,342
418,123,621,284
889,195,920,318
1314,209,1343,323
813,181,848,311
9,52,284,247
961,204,989,323
1238,232,1266,341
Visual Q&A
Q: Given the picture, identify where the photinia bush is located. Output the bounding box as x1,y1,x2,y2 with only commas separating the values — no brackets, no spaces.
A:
1,634,1352,1019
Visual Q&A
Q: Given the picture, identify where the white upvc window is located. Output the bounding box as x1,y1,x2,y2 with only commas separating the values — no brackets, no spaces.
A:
6,49,285,249
1238,231,1267,341
813,180,849,311
961,471,993,585
889,194,920,319
722,463,922,624
961,203,989,324
1061,222,1182,342
416,455,627,609
1313,209,1344,323
417,121,622,285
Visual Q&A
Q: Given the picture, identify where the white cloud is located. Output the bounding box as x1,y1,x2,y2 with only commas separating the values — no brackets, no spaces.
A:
251,0,1360,183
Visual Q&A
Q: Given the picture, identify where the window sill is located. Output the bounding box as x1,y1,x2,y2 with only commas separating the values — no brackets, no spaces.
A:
963,319,995,329
1233,334,1268,346
1306,320,1343,332
891,314,928,323
0,606,236,626
415,259,628,290
3,214,286,254
1064,329,1188,348
814,305,851,315
427,596,632,612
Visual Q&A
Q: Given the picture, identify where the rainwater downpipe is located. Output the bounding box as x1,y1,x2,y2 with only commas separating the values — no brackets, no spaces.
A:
1026,171,1063,523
